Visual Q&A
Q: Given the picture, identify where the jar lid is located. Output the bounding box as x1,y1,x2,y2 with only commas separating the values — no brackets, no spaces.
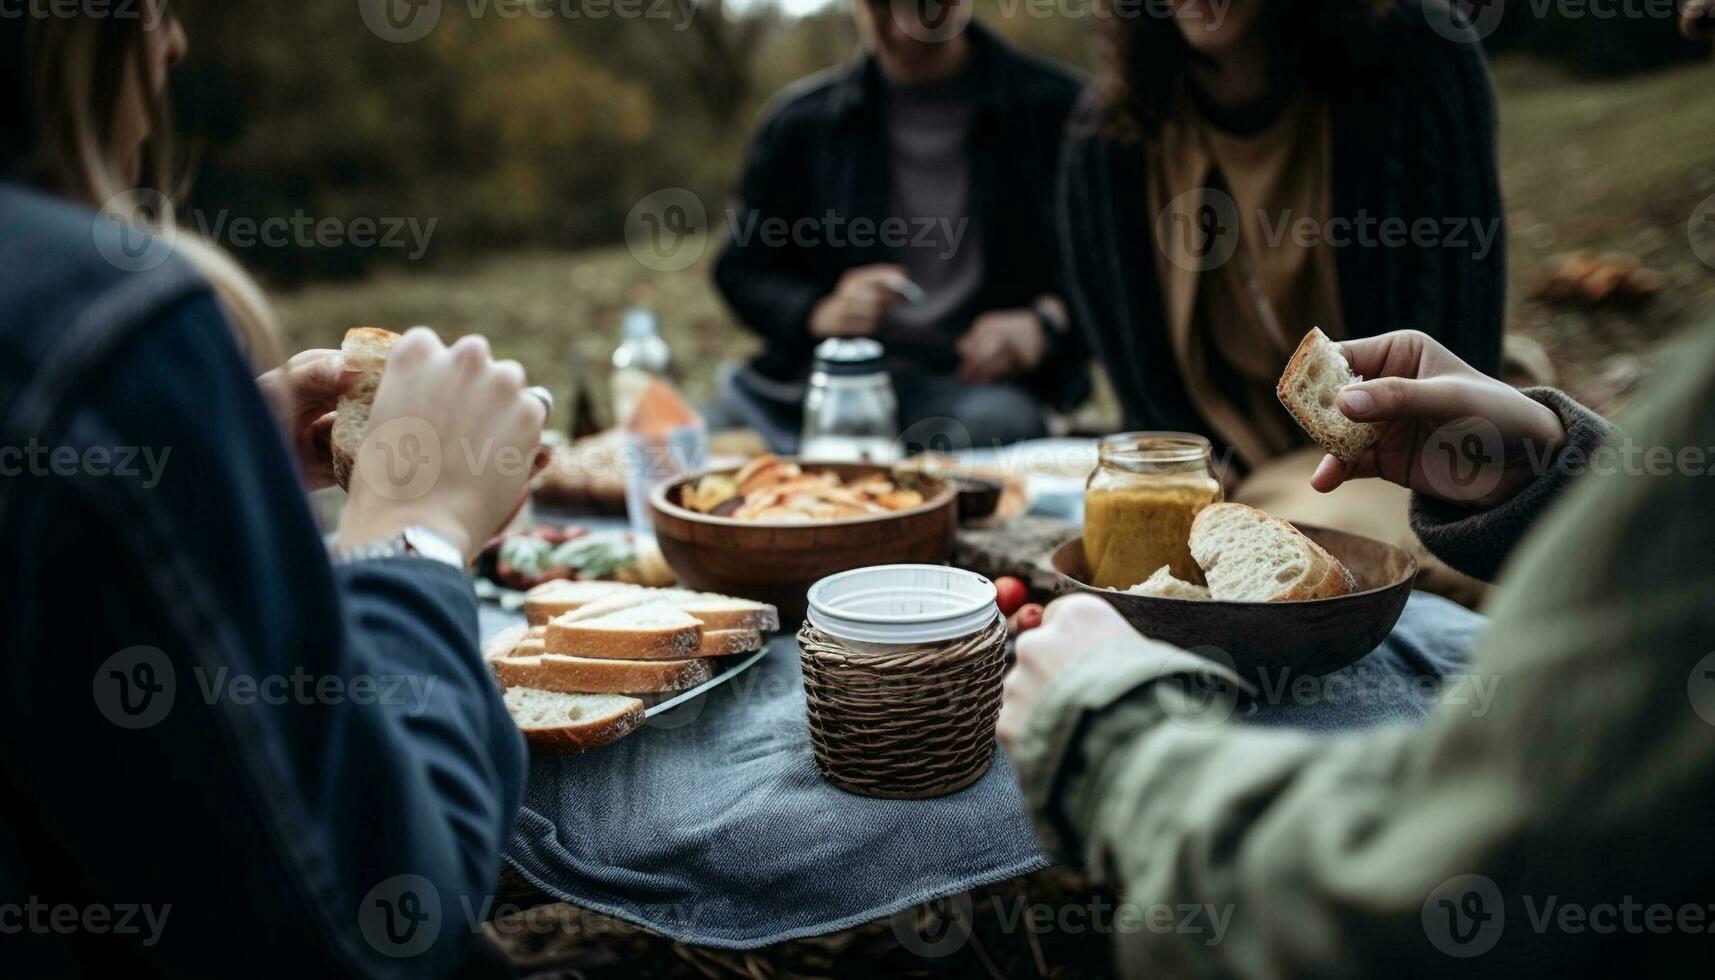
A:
812,338,886,377
806,565,998,645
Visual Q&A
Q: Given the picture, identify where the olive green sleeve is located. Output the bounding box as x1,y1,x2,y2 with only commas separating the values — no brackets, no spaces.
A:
1011,326,1715,976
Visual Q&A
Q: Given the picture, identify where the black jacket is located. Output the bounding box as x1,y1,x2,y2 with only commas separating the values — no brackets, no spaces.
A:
1057,0,1505,443
0,184,524,978
714,23,1090,411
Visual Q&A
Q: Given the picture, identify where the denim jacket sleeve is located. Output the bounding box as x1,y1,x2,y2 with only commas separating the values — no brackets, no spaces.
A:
1,292,524,978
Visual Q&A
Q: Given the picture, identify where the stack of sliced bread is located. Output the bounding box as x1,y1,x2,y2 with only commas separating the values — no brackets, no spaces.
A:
487,583,780,754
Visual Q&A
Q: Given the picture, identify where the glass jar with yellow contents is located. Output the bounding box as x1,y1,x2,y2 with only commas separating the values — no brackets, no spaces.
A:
1083,433,1223,591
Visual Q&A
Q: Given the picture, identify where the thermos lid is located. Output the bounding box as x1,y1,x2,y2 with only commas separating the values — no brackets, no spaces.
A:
807,565,999,646
812,338,886,377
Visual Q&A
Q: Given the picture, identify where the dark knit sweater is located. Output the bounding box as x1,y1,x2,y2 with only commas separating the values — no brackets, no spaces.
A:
1412,388,1619,583
1056,0,1506,444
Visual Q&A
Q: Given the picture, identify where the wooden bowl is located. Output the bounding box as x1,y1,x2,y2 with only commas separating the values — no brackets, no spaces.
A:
1049,524,1417,681
649,462,959,621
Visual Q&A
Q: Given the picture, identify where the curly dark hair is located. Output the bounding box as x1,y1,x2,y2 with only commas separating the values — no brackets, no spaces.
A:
1096,0,1398,137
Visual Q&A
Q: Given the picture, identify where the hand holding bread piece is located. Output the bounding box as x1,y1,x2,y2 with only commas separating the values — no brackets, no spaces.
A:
1298,330,1568,509
1276,327,1379,461
332,327,549,563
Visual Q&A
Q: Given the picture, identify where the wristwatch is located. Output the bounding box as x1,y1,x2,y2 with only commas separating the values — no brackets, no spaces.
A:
335,525,467,570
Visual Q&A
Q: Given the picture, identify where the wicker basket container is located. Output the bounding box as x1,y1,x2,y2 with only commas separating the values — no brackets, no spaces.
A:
798,566,1007,799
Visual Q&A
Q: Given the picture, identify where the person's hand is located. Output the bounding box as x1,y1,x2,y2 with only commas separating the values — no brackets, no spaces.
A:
998,595,1169,752
1310,330,1565,509
336,330,548,562
256,348,359,491
1683,0,1714,40
809,265,910,339
957,309,1045,383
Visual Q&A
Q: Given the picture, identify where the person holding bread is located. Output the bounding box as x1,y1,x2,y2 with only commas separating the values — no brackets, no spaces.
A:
1,4,538,976
1059,0,1511,600
1000,325,1715,974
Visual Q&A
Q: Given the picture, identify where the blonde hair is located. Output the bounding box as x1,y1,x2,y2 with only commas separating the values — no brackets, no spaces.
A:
15,2,285,369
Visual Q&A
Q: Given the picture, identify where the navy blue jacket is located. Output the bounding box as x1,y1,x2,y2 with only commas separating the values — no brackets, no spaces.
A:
713,22,1091,412
0,184,525,978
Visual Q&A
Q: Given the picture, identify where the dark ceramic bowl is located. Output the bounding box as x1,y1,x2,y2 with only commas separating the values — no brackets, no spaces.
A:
1050,523,1418,681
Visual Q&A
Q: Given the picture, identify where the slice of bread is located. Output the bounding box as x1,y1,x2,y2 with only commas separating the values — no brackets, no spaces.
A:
522,580,644,627
654,590,780,632
493,652,713,695
553,587,779,633
545,600,703,661
502,687,644,755
1123,566,1211,600
700,628,764,658
1189,503,1356,602
331,327,402,490
1276,327,1380,461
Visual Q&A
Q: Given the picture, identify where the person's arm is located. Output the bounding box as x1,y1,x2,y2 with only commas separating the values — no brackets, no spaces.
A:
1004,327,1715,976
712,109,828,368
1008,409,1711,973
5,296,525,977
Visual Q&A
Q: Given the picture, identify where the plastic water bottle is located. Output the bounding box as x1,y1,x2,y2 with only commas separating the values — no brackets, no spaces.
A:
611,306,672,426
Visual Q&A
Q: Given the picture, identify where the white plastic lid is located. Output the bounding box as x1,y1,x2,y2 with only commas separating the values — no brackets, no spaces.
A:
806,565,999,646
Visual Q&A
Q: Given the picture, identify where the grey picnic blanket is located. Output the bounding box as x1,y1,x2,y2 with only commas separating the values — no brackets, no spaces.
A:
489,590,1486,949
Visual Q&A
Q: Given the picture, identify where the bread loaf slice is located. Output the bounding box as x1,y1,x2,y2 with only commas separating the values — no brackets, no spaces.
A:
493,652,713,695
1189,503,1356,602
699,628,764,658
1123,566,1211,600
545,600,703,660
502,687,644,755
523,580,643,627
331,327,402,490
1276,327,1379,461
555,587,779,633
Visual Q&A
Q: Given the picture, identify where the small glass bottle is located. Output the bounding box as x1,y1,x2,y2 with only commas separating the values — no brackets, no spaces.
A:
1083,433,1222,591
611,307,672,426
800,338,899,463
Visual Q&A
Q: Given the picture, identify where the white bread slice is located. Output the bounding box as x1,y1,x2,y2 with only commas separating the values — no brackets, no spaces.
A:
545,600,703,660
1189,503,1356,602
700,628,764,658
522,580,644,627
493,652,712,695
502,687,644,755
555,588,779,633
1123,566,1211,600
331,327,402,490
1276,327,1380,461
656,590,781,633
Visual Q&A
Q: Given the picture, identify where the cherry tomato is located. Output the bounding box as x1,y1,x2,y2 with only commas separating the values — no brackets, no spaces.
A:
1011,603,1045,634
994,576,1029,617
